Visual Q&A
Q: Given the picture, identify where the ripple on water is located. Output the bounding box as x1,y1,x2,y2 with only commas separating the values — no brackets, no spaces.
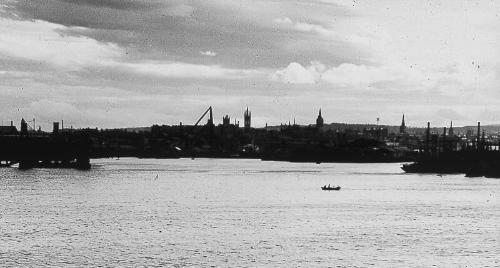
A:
0,158,498,267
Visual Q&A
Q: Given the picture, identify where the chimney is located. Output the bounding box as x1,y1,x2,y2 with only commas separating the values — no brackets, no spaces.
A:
425,122,430,154
53,122,59,134
10,121,13,127
477,122,481,150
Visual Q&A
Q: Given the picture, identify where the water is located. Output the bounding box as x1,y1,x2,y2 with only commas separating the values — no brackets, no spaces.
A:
1,158,498,267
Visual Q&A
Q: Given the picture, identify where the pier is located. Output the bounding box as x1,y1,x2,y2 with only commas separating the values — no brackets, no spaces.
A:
0,120,90,170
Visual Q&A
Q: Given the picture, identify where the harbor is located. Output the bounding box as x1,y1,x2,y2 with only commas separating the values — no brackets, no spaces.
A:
2,108,500,177
2,1,500,267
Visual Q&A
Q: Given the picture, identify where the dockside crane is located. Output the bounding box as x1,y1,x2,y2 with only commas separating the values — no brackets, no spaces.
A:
194,106,214,126
187,106,215,153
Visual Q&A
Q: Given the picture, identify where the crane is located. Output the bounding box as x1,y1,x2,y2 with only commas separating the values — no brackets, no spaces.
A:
194,106,213,126
187,106,215,153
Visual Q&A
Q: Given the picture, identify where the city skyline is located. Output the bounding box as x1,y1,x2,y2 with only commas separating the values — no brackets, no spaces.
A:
4,110,500,132
1,1,500,129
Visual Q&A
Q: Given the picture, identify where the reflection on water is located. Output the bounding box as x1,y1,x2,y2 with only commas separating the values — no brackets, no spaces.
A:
1,158,498,267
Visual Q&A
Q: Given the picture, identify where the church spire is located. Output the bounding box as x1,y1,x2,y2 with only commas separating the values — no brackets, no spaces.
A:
316,108,324,128
399,114,406,134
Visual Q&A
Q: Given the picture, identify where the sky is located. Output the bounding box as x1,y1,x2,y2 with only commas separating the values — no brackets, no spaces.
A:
1,0,500,129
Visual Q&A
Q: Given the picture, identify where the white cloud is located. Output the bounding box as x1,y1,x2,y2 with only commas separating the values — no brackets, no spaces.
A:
321,63,399,87
271,61,389,86
3,1,500,127
271,62,319,84
0,17,261,80
272,58,499,94
0,17,122,70
274,17,337,39
293,22,336,37
200,50,217,57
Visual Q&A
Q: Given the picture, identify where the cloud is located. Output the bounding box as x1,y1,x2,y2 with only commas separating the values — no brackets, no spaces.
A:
3,0,500,128
124,61,261,80
274,17,337,38
321,63,399,87
200,50,217,57
271,62,320,84
0,16,262,80
272,59,498,94
271,61,392,86
0,17,122,69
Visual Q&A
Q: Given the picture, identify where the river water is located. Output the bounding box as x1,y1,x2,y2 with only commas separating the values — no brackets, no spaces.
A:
1,158,498,267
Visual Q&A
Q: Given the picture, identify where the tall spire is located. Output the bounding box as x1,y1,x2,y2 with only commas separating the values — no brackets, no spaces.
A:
244,106,251,129
316,108,324,128
399,114,406,134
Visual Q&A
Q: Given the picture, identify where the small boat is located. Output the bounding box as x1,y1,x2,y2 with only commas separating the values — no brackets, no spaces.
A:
321,185,341,191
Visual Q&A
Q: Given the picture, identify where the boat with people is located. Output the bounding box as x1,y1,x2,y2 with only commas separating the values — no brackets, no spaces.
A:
321,185,341,191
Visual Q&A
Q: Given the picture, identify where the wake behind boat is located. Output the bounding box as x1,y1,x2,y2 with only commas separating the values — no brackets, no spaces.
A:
321,185,341,191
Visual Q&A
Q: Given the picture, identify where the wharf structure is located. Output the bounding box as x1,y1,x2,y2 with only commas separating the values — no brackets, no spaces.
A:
402,121,500,177
0,119,91,169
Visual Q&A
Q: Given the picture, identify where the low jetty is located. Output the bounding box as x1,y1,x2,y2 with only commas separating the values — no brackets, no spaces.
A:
0,120,90,170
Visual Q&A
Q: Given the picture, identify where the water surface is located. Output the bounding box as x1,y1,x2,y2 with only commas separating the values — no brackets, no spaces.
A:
1,158,498,267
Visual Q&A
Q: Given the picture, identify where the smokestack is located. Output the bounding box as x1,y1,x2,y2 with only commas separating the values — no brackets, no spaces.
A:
443,127,447,137
62,120,64,130
477,122,481,150
10,121,13,127
53,122,59,134
426,122,430,154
